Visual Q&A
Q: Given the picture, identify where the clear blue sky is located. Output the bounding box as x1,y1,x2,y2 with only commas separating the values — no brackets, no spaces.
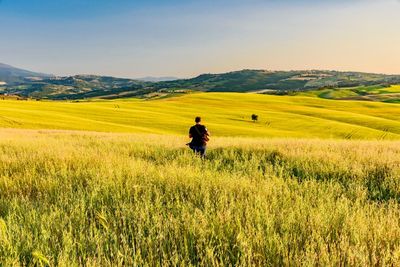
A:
1,0,399,78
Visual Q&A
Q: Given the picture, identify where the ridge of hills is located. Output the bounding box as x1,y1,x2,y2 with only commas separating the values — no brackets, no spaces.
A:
1,63,400,100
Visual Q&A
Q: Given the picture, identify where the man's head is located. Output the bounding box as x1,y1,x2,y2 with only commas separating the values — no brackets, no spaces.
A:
195,117,201,124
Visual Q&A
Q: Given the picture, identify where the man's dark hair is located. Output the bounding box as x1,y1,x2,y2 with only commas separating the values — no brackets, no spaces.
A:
195,117,201,123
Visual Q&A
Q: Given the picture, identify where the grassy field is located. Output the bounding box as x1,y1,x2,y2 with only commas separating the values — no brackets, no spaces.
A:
297,85,400,103
1,93,400,265
0,129,400,266
1,92,400,139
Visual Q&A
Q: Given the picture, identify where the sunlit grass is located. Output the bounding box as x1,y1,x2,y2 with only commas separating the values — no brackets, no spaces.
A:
1,129,400,265
298,85,400,103
0,92,400,140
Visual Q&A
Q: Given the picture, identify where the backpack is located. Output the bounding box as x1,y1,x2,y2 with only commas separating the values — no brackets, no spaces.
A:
193,125,209,146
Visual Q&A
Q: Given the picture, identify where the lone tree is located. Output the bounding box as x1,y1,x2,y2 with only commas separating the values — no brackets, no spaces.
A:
251,114,258,122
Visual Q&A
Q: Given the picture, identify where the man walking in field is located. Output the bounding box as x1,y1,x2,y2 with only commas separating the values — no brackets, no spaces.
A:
188,117,210,157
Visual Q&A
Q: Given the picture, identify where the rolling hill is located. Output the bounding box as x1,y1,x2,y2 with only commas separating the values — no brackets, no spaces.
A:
0,63,52,85
295,84,400,103
2,63,400,100
0,92,399,139
153,69,400,93
2,75,151,100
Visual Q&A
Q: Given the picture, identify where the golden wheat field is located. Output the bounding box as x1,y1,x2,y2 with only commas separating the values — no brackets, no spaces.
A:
1,128,400,266
3,0,400,265
1,93,400,139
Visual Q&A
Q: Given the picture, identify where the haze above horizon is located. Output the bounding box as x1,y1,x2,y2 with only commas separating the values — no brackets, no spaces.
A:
1,0,399,78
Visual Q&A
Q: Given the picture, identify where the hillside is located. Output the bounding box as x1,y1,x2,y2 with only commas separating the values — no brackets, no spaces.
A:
153,69,400,93
3,75,151,99
2,64,400,100
296,84,400,103
0,63,52,85
0,93,399,139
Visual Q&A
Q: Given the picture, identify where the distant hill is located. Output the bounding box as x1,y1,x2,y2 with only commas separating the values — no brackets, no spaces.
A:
295,84,400,104
1,64,400,100
0,63,52,85
137,76,179,82
153,70,400,93
2,75,155,100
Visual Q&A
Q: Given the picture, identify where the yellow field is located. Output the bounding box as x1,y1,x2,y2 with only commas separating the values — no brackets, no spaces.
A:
1,129,400,265
1,93,400,265
1,92,400,139
297,85,400,103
